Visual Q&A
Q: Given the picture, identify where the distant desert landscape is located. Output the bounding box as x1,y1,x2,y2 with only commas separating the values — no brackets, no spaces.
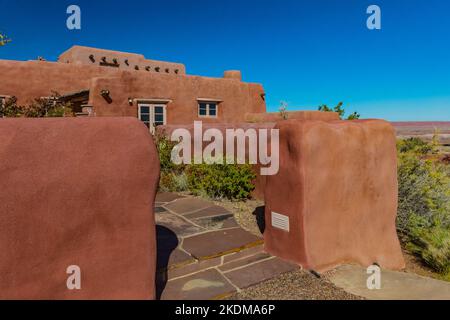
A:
392,122,450,147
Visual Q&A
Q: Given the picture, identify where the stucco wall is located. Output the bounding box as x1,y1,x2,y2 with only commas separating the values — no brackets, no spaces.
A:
0,60,119,105
264,119,405,272
0,117,159,299
0,58,266,124
58,46,186,75
89,73,266,124
245,110,340,123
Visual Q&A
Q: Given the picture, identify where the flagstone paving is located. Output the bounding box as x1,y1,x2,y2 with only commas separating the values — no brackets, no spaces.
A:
155,192,298,300
154,192,450,300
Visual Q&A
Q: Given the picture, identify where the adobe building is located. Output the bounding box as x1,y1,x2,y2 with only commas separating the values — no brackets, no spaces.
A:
0,45,268,132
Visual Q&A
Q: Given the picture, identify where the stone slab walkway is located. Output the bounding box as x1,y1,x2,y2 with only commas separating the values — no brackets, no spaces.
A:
155,192,298,300
328,265,450,300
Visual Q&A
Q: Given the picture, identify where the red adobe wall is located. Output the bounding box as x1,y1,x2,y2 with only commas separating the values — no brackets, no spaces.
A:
0,60,120,105
0,58,266,124
0,117,159,299
58,45,186,75
245,110,340,122
264,119,405,271
89,73,266,124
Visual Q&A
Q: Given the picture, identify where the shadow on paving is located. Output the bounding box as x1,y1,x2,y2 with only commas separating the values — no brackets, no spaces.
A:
155,225,178,300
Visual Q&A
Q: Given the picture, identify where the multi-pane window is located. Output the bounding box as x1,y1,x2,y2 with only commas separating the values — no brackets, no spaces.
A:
138,104,166,133
198,102,218,117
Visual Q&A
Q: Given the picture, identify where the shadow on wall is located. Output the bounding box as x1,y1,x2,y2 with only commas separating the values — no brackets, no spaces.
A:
253,206,266,235
155,225,179,300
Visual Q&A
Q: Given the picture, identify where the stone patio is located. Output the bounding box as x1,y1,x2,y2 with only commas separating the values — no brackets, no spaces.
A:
155,192,298,300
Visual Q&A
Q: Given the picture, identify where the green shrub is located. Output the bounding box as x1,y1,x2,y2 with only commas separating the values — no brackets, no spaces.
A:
397,138,450,277
159,171,189,193
0,96,22,117
397,137,434,155
154,132,181,173
407,214,450,277
155,134,256,200
0,93,74,118
186,161,256,200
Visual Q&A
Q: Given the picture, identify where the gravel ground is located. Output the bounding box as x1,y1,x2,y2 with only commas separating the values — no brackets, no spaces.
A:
213,198,265,237
227,269,364,300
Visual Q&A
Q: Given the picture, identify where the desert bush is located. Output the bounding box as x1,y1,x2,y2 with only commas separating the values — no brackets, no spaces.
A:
0,96,22,117
186,161,256,200
407,214,450,277
397,137,434,155
159,171,189,193
155,134,256,200
397,137,450,277
318,102,360,120
154,132,181,173
0,93,74,118
154,133,189,192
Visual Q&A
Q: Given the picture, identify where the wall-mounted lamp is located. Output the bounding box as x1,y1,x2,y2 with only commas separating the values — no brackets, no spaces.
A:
100,89,112,104
128,97,134,106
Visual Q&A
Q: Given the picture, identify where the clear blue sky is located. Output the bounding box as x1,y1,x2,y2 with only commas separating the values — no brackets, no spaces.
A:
1,0,449,121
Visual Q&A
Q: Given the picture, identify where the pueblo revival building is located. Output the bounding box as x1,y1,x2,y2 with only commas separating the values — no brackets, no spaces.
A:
0,46,268,132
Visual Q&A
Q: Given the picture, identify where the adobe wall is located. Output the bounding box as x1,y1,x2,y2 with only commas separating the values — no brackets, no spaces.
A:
264,119,405,271
0,59,266,123
89,73,266,123
0,117,159,299
0,60,119,105
245,110,340,123
58,45,186,75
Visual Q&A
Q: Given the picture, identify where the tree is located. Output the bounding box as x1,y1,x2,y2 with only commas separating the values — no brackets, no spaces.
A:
318,102,360,120
0,33,11,46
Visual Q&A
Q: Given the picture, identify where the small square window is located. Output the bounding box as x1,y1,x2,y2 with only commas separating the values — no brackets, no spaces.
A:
198,102,218,118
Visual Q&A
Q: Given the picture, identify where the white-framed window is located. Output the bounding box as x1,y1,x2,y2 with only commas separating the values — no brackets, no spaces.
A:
138,104,167,134
198,102,218,118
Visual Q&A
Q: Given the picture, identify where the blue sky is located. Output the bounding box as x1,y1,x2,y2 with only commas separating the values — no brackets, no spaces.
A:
1,0,449,121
